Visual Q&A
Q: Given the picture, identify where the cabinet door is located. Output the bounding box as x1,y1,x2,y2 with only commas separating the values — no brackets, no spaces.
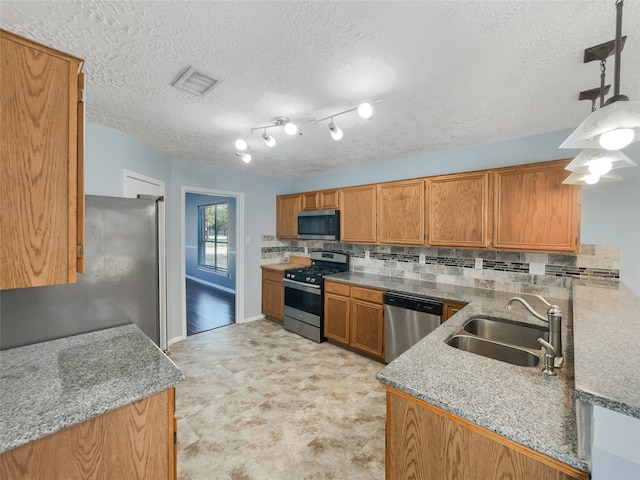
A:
427,172,491,248
324,292,350,345
1,30,84,290
262,269,284,322
318,189,340,209
378,180,425,245
493,161,581,252
442,300,467,322
339,185,377,243
301,192,319,211
276,194,301,239
350,299,384,359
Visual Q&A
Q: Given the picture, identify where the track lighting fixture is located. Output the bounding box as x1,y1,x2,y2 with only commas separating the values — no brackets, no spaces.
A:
328,119,343,141
233,100,381,163
261,130,276,147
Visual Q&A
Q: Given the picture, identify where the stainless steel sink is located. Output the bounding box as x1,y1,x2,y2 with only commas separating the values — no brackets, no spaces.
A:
462,317,548,350
446,335,540,367
446,316,548,367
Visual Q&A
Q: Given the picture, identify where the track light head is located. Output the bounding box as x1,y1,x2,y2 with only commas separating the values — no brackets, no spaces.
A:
328,121,343,141
284,122,299,135
357,102,374,120
262,130,276,147
235,152,251,163
234,138,248,151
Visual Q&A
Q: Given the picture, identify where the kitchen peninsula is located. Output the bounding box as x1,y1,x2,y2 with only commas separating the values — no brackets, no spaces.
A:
326,271,640,479
0,324,185,479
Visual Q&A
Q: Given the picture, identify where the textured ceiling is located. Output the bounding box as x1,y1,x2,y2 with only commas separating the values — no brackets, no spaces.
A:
2,1,639,179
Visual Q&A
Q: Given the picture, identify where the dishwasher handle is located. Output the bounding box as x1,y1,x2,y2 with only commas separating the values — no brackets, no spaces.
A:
383,292,443,316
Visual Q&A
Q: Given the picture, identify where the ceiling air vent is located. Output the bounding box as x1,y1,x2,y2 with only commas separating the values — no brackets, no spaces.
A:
172,67,218,96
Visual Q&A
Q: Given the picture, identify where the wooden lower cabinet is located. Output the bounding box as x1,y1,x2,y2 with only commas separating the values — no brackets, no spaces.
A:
324,281,384,361
442,300,467,322
262,267,285,322
1,388,177,480
385,387,589,480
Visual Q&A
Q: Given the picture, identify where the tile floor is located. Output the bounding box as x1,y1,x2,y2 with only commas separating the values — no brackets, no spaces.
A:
169,319,386,480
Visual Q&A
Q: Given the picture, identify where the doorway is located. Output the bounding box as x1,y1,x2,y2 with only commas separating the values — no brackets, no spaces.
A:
181,187,244,337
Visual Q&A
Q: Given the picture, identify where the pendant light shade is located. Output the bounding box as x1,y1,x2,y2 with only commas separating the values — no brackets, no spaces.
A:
559,101,640,150
562,169,623,185
565,149,636,174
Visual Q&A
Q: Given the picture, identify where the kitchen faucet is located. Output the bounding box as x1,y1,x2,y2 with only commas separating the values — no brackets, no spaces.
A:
504,295,563,368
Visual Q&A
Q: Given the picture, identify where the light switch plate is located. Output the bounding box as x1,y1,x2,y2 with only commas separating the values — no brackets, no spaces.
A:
475,258,483,269
529,262,546,275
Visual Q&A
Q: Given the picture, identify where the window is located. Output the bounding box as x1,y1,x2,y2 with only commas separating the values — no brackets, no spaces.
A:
198,203,228,272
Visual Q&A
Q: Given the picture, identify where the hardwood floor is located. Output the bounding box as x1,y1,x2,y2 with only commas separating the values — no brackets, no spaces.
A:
186,279,235,336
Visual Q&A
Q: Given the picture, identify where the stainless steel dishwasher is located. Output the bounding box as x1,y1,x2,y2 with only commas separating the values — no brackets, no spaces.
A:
384,291,443,363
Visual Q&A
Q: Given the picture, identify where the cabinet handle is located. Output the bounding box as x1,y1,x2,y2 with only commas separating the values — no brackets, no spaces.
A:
76,245,84,259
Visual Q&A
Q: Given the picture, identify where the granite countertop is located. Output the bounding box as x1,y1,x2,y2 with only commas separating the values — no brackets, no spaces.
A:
0,324,185,454
327,272,587,472
573,282,640,418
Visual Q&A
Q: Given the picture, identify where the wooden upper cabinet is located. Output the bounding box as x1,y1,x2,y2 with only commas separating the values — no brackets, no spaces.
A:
301,189,339,211
1,30,85,290
377,180,425,245
339,185,377,243
493,160,581,253
427,171,492,248
276,194,301,239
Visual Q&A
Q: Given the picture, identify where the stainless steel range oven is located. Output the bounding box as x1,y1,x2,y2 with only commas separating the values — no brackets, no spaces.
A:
283,251,349,343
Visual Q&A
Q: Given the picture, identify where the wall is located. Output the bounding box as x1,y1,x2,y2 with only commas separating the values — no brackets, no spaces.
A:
83,124,290,343
185,193,236,292
290,129,640,296
592,406,640,479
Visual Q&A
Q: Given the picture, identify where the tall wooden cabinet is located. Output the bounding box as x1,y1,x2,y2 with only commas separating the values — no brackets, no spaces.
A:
377,179,425,245
493,160,581,252
339,185,377,243
427,171,492,248
1,29,85,290
276,194,301,239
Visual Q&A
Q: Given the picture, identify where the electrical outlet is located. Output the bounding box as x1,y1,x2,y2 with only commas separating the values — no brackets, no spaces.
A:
475,258,483,269
529,262,546,275
419,254,426,264
364,250,370,259
304,246,308,254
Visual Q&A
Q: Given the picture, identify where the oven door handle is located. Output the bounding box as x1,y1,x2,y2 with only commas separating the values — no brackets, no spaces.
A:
284,279,322,294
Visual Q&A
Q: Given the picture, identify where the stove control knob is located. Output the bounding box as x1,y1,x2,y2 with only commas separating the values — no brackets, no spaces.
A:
286,273,290,278
305,277,310,282
310,278,316,283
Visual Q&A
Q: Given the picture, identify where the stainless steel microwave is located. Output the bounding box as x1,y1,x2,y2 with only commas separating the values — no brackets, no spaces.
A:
298,210,340,240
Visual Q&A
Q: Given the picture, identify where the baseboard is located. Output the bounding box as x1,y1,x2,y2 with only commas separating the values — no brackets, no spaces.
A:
237,314,266,324
185,275,236,295
168,335,186,346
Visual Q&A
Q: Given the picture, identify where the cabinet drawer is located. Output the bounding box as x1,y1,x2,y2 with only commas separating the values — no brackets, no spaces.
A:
351,286,384,304
325,281,351,296
262,268,284,283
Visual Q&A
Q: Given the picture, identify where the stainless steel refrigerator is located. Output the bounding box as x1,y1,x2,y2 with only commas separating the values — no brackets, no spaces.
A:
0,195,163,350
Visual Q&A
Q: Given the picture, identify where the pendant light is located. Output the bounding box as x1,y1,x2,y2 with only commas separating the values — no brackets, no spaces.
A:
560,0,640,151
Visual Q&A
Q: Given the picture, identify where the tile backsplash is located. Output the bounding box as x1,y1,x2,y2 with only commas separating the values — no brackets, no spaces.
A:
261,236,620,300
